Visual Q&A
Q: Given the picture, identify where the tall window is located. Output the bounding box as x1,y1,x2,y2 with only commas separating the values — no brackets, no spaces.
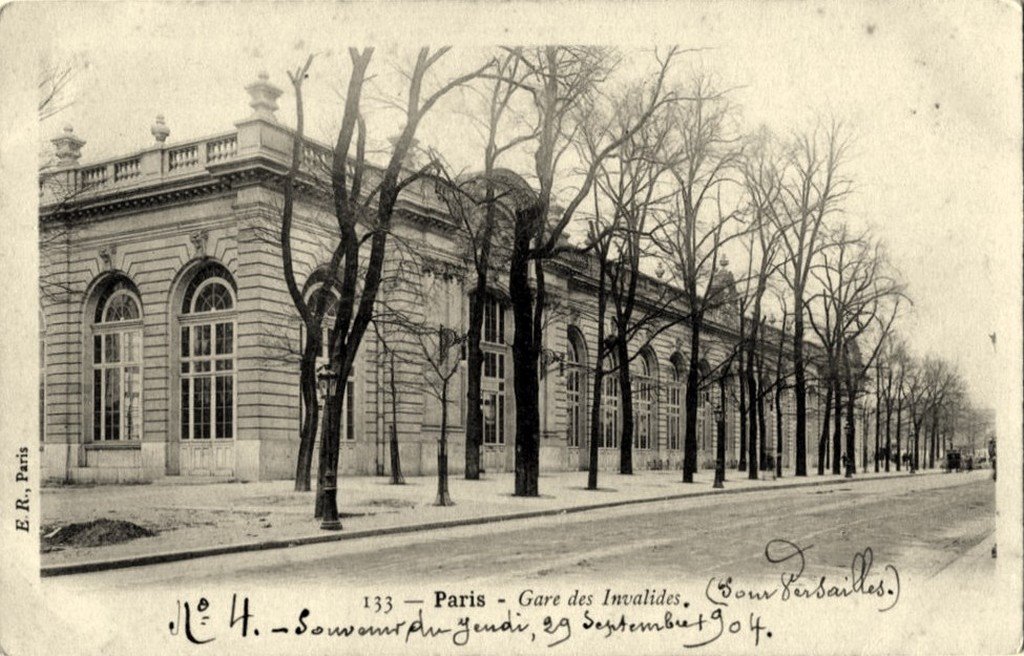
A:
481,295,506,445
666,357,683,451
600,352,619,448
309,289,355,441
92,284,142,441
180,266,235,441
565,329,585,448
633,353,655,450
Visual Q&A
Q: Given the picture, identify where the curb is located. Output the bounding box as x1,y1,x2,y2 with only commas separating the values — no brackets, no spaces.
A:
41,469,958,577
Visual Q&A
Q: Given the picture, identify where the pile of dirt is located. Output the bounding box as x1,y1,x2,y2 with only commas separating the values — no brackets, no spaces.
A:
41,519,156,551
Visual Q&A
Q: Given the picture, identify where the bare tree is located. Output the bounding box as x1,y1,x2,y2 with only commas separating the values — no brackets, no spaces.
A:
769,120,852,477
369,319,406,485
500,46,678,496
738,127,788,479
656,73,746,483
809,226,904,477
589,86,681,475
413,318,469,506
904,356,957,471
877,335,908,472
279,48,490,523
432,52,536,480
576,184,635,490
39,59,76,123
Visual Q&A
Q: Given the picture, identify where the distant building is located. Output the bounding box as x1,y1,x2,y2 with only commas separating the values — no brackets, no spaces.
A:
39,73,825,483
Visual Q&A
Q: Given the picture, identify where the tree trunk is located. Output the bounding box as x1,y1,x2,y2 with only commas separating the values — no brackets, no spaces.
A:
861,404,868,472
509,229,540,497
738,339,748,472
715,376,727,486
884,396,892,473
832,378,843,475
464,284,486,480
617,336,634,475
774,388,783,478
792,296,808,476
928,412,937,469
683,319,703,483
845,384,857,477
874,394,881,473
757,368,767,471
294,340,320,491
588,366,605,490
388,350,404,485
894,398,902,471
587,256,609,491
818,383,833,475
912,421,921,471
746,336,758,480
435,383,453,506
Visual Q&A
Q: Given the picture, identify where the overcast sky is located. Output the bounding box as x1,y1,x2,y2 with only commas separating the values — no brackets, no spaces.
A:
27,1,1023,407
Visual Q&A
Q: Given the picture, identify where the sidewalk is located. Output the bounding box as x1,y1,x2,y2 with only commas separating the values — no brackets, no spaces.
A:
41,466,939,575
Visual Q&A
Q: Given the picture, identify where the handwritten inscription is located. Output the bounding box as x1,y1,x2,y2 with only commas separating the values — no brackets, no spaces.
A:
164,544,903,649
705,540,902,613
168,591,770,649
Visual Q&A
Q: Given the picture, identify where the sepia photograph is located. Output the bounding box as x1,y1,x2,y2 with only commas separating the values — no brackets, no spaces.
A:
1,1,1021,654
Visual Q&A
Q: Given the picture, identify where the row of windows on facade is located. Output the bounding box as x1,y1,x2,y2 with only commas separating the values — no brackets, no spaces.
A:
560,311,803,456
85,273,790,452
86,262,356,444
564,329,697,453
483,298,725,452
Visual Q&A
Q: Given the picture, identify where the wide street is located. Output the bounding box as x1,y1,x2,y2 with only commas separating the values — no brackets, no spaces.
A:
49,471,993,589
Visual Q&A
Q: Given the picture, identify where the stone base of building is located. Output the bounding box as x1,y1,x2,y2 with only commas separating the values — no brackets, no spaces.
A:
43,437,700,484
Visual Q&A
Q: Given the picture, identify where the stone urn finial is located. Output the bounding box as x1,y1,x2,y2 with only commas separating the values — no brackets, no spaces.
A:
151,114,170,143
51,124,85,168
245,70,283,122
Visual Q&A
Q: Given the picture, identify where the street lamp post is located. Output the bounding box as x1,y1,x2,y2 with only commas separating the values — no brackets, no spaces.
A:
317,365,342,531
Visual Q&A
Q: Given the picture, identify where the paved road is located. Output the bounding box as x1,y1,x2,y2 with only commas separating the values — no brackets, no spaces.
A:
52,471,993,590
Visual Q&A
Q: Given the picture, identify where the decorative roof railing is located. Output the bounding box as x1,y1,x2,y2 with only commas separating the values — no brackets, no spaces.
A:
38,120,443,220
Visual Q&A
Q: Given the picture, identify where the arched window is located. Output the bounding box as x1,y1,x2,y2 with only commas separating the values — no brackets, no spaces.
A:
192,280,234,313
565,328,586,448
481,295,507,445
92,281,142,441
632,350,656,450
308,287,355,441
179,266,235,441
600,352,620,448
666,354,684,452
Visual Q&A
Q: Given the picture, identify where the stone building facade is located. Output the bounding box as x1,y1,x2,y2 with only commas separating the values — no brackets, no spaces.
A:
39,74,839,484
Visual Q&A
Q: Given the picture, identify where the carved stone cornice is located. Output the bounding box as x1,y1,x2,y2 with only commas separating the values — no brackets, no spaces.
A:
421,254,467,281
